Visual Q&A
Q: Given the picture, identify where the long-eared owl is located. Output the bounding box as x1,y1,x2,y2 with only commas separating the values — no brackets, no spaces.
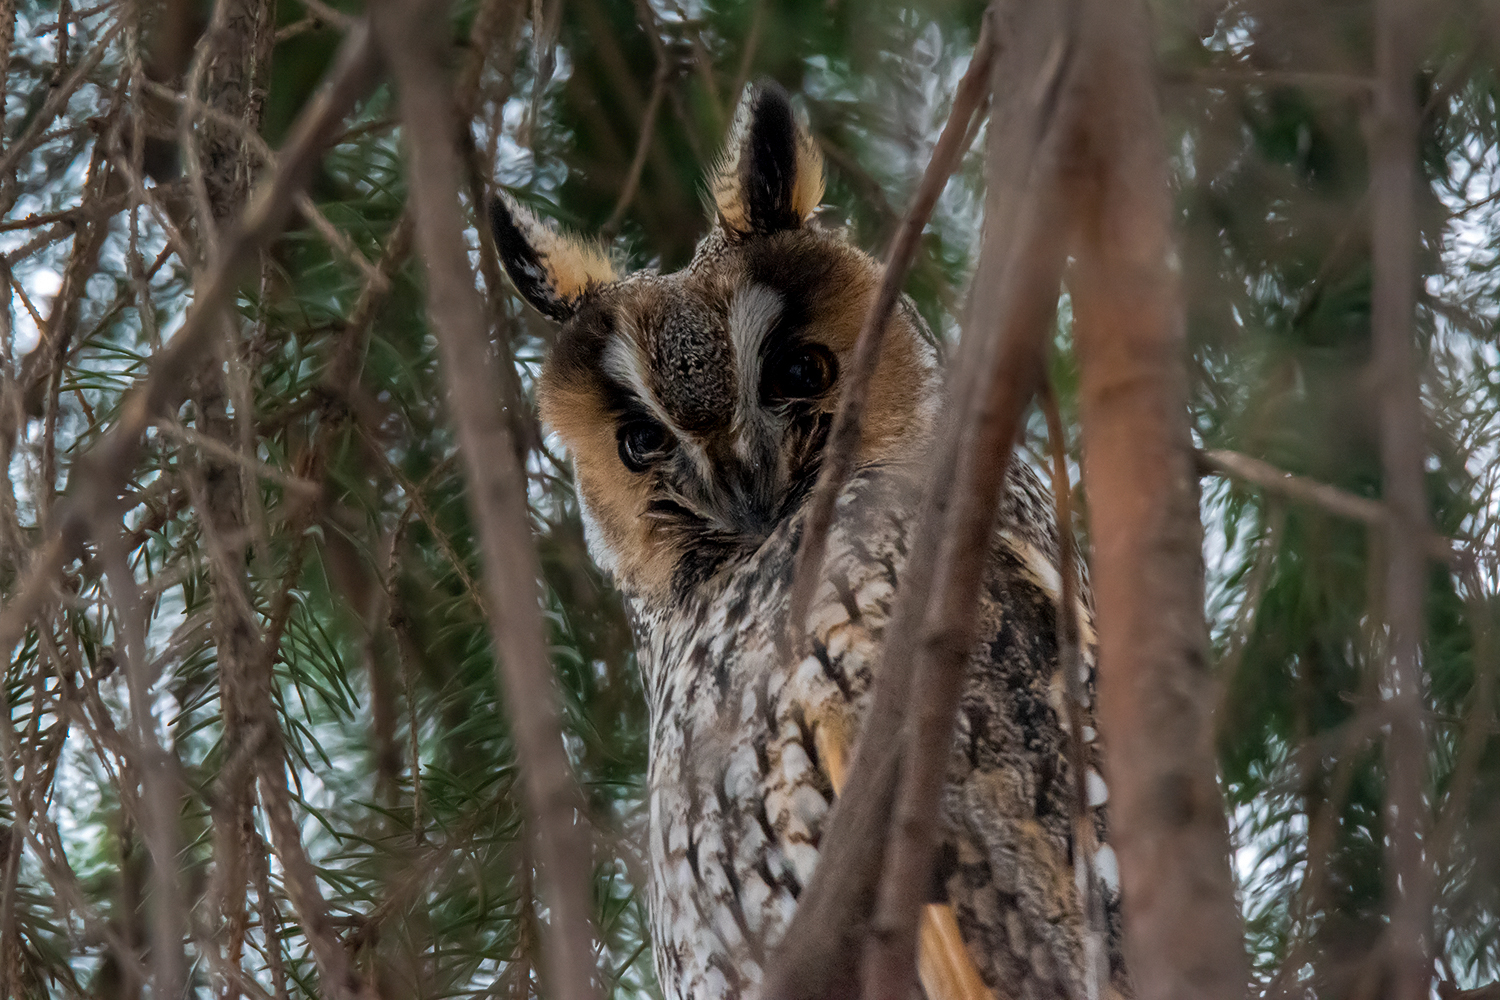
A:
490,82,1129,1000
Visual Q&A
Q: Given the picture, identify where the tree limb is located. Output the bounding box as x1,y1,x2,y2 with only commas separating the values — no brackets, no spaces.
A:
763,6,1078,998
1372,1,1435,995
863,5,1075,994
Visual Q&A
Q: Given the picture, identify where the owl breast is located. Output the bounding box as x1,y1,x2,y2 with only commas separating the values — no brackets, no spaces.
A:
626,462,1120,1000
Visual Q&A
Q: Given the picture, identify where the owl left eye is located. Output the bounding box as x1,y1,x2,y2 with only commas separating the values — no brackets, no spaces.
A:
617,419,673,473
764,344,836,402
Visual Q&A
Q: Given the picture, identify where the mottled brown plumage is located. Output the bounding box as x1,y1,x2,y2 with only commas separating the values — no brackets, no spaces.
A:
491,82,1129,1000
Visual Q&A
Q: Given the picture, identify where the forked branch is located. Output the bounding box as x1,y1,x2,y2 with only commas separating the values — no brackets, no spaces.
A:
763,6,1079,998
0,21,382,663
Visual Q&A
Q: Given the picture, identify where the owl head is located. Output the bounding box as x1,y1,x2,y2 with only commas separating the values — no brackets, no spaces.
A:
491,82,941,602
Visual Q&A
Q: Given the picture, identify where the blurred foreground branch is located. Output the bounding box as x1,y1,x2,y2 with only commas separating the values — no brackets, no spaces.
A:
766,4,1079,998
1371,0,1435,996
370,4,604,1000
1200,448,1455,561
1068,1,1251,997
784,16,996,659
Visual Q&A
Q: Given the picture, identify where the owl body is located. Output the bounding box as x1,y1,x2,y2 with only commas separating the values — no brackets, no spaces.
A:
632,461,1115,1000
490,82,1126,1000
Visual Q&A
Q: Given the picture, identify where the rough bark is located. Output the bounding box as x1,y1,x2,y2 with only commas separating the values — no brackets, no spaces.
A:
179,4,280,995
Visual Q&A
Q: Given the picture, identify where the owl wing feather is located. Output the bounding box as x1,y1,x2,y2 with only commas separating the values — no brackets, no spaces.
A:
812,720,998,1000
803,464,1122,1000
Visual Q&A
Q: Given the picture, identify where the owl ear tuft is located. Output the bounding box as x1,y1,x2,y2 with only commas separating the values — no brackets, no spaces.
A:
488,194,619,322
710,81,825,238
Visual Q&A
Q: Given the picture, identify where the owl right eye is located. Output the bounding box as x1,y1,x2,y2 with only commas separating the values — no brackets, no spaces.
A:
617,419,673,473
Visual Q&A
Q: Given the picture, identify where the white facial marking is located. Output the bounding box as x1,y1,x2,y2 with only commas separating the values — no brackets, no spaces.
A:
603,323,724,489
728,284,783,460
577,498,619,579
603,329,675,430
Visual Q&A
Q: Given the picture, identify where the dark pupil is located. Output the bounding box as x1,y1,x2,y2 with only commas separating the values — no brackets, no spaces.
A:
772,347,833,399
619,420,666,471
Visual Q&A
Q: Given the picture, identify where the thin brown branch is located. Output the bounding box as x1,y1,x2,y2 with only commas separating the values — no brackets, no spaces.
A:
158,419,321,497
727,0,763,111
0,16,124,189
1199,447,1458,562
0,20,381,666
251,834,290,1000
19,140,114,419
369,5,603,1000
1067,1,1250,997
1372,4,1434,995
257,755,374,1000
1201,448,1388,527
97,521,187,1000
0,192,131,232
0,673,152,994
783,17,995,660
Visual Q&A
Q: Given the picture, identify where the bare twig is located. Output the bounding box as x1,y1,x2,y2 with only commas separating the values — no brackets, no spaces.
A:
258,755,374,1000
369,5,603,1000
727,0,764,110
1200,447,1457,561
863,7,1074,994
783,17,996,660
603,60,669,235
0,192,131,232
157,419,321,497
1201,448,1388,527
1067,1,1250,997
97,523,187,1000
0,16,124,188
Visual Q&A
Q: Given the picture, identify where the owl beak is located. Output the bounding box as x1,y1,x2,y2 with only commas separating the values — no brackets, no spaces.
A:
726,474,778,538
705,441,781,540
